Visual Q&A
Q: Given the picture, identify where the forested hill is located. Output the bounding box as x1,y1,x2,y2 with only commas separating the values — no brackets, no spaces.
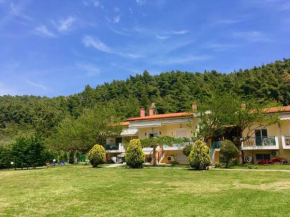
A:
0,58,290,141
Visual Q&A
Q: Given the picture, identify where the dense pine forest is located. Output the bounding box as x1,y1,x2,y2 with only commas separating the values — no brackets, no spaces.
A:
0,58,290,144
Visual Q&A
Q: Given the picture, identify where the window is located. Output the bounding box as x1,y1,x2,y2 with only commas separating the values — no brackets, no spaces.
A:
255,129,268,146
256,154,270,162
149,133,158,138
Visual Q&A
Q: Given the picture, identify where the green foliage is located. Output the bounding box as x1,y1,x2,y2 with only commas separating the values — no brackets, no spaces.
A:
183,144,193,157
10,136,47,169
220,140,239,168
1,59,290,144
0,145,11,169
47,104,122,163
88,144,106,168
188,140,210,170
214,162,221,168
126,139,145,168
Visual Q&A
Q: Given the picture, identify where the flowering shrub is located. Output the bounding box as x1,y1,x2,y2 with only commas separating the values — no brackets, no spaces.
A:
88,144,106,168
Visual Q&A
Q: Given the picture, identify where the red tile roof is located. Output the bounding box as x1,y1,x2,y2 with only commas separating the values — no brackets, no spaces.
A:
120,122,130,126
127,112,191,121
263,106,290,114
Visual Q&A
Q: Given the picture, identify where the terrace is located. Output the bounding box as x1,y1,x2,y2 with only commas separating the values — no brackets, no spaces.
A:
241,136,279,150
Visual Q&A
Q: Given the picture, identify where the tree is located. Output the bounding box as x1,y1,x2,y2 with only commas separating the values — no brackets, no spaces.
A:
183,144,193,157
188,140,210,170
0,145,11,169
220,140,239,167
47,104,122,163
126,139,145,168
196,92,280,161
141,136,176,166
88,144,106,168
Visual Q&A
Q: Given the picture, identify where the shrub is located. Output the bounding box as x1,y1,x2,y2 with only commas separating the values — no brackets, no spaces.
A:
183,144,193,157
215,162,221,168
126,139,145,168
231,158,239,166
188,140,210,170
220,140,239,168
0,146,11,169
88,144,106,168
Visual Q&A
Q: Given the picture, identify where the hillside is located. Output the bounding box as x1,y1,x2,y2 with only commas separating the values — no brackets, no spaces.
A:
0,58,290,143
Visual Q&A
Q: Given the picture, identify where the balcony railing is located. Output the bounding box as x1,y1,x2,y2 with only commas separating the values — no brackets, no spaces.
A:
163,142,191,150
105,143,125,152
282,136,290,149
241,136,279,150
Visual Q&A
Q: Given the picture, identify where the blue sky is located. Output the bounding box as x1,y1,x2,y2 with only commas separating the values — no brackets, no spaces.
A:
0,0,289,97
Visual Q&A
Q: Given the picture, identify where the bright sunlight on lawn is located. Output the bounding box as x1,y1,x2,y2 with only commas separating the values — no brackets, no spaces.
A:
1,165,290,217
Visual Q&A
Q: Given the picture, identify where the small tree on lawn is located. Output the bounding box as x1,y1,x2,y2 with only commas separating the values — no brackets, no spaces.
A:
141,136,176,166
220,140,239,168
183,144,193,157
88,144,106,168
126,139,145,168
189,140,210,170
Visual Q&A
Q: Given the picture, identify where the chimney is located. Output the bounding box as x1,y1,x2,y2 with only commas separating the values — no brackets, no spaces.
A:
140,108,145,117
192,103,197,112
241,101,246,110
149,107,154,116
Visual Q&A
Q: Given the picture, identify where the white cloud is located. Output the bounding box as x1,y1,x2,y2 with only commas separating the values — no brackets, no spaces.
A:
172,30,189,35
35,25,56,38
153,55,209,65
94,0,100,7
26,79,47,90
232,31,273,42
82,35,142,58
156,35,169,40
54,16,76,32
83,35,113,53
113,16,121,23
77,63,100,77
136,0,146,5
10,2,33,21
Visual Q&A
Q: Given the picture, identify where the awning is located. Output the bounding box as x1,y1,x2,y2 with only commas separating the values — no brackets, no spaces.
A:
120,128,138,137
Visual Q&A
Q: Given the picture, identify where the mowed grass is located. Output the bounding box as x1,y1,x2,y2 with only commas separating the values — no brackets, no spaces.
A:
1,166,290,217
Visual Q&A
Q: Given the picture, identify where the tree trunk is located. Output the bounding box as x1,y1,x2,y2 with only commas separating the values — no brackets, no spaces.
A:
73,149,77,164
153,147,156,166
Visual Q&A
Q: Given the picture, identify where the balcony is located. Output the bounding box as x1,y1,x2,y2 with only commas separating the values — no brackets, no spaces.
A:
105,143,125,153
241,136,279,150
282,136,290,149
163,142,191,150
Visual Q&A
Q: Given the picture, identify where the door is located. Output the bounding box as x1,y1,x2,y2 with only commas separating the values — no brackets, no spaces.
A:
255,129,268,146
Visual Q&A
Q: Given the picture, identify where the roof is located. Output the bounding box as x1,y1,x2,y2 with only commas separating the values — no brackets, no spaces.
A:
264,106,290,114
127,112,191,121
120,122,129,126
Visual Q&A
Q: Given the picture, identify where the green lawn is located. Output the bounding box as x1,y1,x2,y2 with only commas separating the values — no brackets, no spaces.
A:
1,165,290,217
226,164,290,170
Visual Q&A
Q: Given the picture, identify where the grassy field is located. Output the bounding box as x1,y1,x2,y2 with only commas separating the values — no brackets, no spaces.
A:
1,165,290,217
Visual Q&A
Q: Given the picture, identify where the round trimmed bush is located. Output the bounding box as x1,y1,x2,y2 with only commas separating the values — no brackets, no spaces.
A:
189,140,210,170
220,140,239,167
183,144,193,157
126,139,145,168
88,144,106,168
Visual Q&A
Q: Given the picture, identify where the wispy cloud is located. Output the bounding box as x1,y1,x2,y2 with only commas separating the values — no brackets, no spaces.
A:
113,16,121,23
10,2,33,21
215,19,243,25
77,63,100,77
156,35,169,40
153,55,209,65
82,35,142,58
136,0,146,5
35,25,56,38
83,35,113,53
114,7,120,12
26,79,47,90
54,16,76,32
172,30,189,35
232,31,273,42
207,43,239,51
